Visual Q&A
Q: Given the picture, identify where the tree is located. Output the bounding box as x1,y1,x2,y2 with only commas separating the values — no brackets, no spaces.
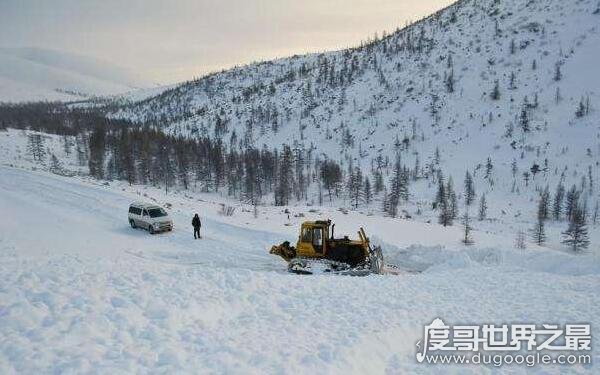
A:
538,186,550,220
564,185,580,222
27,133,46,163
509,71,517,90
320,160,342,202
523,171,530,187
62,135,72,156
461,207,474,245
49,154,62,174
88,125,106,179
275,145,294,206
490,80,500,100
464,171,476,206
530,196,547,245
373,170,384,194
519,109,530,133
438,178,453,227
554,62,562,81
485,157,493,180
348,166,363,209
381,189,390,216
363,177,372,205
552,182,565,220
119,130,136,185
447,177,458,220
515,230,527,249
75,135,87,167
575,97,588,118
387,154,408,217
478,194,487,221
445,69,455,93
562,204,590,252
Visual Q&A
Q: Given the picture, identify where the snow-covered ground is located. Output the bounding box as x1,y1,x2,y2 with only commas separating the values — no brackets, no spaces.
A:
1,165,599,374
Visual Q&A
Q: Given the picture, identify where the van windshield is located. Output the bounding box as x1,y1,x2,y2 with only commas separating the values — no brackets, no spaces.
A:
148,208,168,218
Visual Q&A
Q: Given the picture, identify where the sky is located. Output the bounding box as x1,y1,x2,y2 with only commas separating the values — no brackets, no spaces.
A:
0,0,454,84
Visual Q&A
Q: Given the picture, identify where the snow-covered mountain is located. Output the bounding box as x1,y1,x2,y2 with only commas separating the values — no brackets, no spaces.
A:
0,47,149,102
114,0,600,217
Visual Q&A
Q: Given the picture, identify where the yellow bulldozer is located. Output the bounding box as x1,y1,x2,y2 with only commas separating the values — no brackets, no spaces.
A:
270,220,385,275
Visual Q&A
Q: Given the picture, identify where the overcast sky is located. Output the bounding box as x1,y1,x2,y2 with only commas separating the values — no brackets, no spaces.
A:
0,0,454,84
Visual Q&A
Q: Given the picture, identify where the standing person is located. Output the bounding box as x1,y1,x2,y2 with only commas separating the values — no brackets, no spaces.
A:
192,213,202,239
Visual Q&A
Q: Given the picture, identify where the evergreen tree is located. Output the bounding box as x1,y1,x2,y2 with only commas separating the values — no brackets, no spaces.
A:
27,133,46,163
519,109,530,133
348,166,364,209
88,125,106,179
435,172,445,207
562,204,590,252
445,69,455,93
275,145,294,206
530,196,547,245
485,157,493,180
387,154,408,217
373,170,384,194
539,185,550,220
363,177,372,205
515,230,527,249
554,62,562,81
461,207,474,245
49,154,62,174
320,160,342,202
564,185,580,222
490,80,500,100
464,170,476,206
381,189,390,216
552,182,565,220
447,177,458,220
438,179,453,227
478,194,487,221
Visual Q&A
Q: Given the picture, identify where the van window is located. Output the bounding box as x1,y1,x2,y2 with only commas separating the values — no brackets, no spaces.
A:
129,207,141,215
148,208,167,218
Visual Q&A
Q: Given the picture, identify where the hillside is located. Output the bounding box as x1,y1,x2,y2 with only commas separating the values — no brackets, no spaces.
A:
0,47,149,102
113,0,600,223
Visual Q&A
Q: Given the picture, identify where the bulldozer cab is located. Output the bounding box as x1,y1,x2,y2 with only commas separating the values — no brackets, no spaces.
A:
297,220,330,257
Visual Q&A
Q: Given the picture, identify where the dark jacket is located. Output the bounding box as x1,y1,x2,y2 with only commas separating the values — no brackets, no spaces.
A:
192,216,201,228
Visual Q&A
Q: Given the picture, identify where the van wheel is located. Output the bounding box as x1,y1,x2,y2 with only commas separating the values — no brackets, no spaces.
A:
148,225,155,234
129,219,136,229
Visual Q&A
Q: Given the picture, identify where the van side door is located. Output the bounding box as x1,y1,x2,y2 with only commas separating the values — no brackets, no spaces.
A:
141,209,149,226
134,207,143,226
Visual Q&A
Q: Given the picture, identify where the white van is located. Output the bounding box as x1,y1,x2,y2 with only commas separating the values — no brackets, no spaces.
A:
128,202,173,234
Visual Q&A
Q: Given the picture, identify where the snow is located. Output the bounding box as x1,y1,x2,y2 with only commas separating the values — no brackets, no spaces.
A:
1,165,599,374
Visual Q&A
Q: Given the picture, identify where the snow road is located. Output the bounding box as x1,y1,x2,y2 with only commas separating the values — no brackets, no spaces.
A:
0,166,599,374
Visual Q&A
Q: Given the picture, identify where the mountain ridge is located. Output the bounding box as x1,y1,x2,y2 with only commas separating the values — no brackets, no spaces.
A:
0,47,149,102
